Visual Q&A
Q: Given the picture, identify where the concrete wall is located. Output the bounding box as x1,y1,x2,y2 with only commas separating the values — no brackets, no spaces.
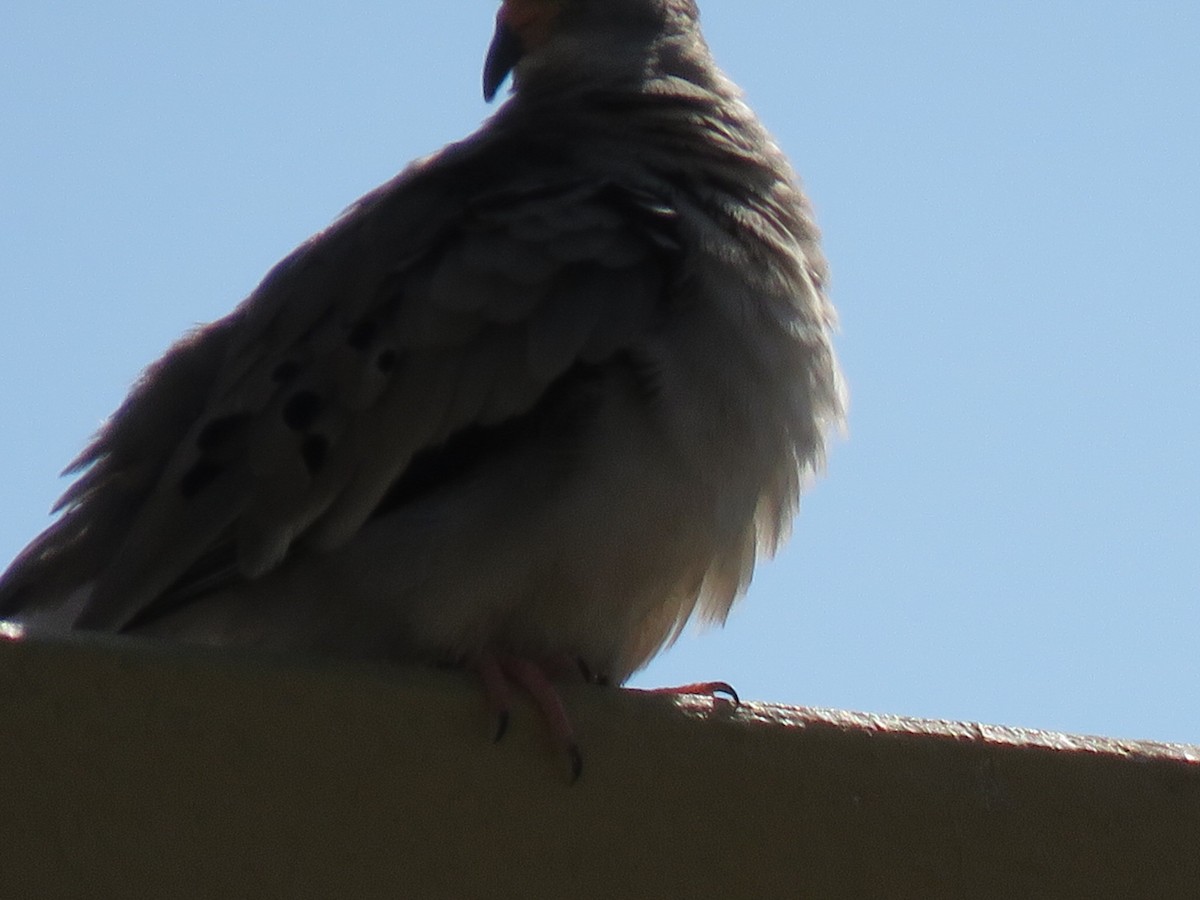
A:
1,637,1197,898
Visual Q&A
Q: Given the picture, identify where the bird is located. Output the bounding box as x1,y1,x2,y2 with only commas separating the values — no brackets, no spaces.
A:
0,0,844,771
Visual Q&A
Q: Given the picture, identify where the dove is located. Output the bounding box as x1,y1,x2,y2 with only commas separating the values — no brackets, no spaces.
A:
0,0,845,771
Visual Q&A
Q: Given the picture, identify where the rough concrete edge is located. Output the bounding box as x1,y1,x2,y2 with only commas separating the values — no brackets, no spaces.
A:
7,628,1197,766
644,692,1200,763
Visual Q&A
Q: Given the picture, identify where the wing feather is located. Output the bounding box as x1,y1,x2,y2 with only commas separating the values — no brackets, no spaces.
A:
9,164,681,632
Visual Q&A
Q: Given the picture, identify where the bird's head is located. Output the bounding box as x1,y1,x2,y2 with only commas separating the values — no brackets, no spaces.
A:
483,0,708,102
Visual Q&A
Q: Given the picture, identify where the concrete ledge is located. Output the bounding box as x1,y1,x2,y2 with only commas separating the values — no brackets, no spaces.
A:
1,637,1197,898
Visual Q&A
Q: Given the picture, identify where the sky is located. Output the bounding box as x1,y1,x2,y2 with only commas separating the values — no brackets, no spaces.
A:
1,2,1197,746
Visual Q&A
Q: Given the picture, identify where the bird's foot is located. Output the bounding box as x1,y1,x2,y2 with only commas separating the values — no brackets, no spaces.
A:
474,652,585,782
633,681,740,705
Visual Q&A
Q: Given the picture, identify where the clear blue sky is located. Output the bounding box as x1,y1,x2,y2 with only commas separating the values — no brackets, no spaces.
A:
2,2,1197,745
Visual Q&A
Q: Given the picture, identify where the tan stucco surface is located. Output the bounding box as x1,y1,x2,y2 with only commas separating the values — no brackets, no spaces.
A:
1,637,1197,898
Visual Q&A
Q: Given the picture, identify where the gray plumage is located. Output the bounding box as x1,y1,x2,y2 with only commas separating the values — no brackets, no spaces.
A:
0,0,844,685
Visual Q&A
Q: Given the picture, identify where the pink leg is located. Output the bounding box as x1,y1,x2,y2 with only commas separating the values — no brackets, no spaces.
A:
472,652,584,782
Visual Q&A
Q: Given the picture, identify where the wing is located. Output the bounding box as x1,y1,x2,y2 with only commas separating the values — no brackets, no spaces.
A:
0,144,681,632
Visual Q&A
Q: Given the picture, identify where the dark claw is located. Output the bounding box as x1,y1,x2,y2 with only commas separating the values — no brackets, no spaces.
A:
567,742,584,784
711,682,740,705
494,709,510,743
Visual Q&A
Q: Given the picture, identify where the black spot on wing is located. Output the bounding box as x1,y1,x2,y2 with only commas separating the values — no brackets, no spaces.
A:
282,391,324,431
195,413,253,454
179,460,224,498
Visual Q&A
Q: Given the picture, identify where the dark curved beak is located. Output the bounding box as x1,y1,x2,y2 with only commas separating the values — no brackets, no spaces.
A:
483,21,523,102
